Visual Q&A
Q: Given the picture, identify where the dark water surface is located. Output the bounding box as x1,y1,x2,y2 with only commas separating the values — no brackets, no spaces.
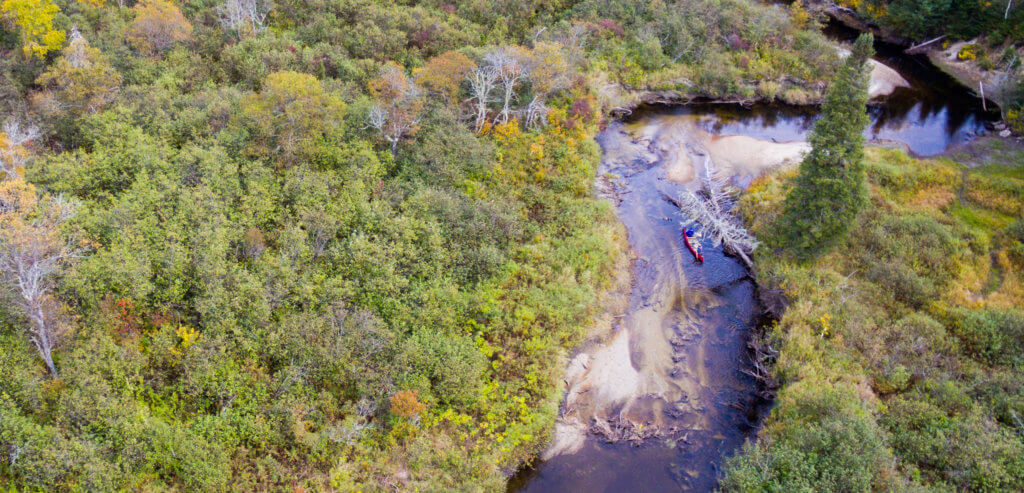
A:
511,27,996,493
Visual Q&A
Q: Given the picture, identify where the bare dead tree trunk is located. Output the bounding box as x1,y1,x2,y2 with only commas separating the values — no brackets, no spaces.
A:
484,48,523,124
28,300,59,376
217,0,270,38
904,35,946,54
365,71,423,153
0,182,79,378
467,66,497,132
665,155,758,268
524,94,549,129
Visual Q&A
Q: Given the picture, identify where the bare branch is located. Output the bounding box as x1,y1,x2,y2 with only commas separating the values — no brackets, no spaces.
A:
667,155,758,267
466,65,498,132
0,180,81,377
483,47,525,124
217,0,271,38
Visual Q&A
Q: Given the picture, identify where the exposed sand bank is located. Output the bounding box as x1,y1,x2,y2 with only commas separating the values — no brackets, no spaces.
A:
633,113,809,188
867,59,911,99
836,46,911,99
704,135,808,184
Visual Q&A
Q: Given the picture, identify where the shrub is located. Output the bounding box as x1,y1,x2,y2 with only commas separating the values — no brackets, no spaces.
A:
854,212,963,307
945,309,1024,367
399,330,487,407
721,386,895,492
882,392,1024,490
127,0,193,57
957,44,978,61
390,389,427,420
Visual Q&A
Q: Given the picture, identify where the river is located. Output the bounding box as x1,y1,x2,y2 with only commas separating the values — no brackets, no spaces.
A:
509,26,998,493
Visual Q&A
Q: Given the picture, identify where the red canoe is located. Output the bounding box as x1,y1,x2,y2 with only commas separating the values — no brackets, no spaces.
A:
683,232,704,263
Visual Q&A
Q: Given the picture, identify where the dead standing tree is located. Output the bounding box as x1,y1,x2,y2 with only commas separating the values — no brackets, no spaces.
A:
0,179,80,377
522,42,572,129
367,64,425,153
217,0,270,38
0,118,40,178
467,64,498,132
483,47,525,125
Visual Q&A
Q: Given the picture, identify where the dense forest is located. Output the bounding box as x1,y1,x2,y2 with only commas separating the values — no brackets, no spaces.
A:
1,0,1023,491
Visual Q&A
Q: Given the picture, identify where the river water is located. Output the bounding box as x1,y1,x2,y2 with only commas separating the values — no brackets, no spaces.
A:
510,29,998,493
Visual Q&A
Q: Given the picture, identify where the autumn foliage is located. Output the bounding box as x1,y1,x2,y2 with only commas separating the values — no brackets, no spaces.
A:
416,50,474,102
0,0,65,58
390,389,426,420
367,63,425,152
32,30,121,119
240,71,345,163
127,0,193,56
0,177,78,376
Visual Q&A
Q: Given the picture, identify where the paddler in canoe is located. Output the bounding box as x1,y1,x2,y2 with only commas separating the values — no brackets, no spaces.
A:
684,228,704,263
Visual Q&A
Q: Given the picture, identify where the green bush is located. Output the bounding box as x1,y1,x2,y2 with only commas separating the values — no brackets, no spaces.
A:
946,309,1024,367
855,212,964,307
399,330,488,407
881,391,1024,490
721,386,895,492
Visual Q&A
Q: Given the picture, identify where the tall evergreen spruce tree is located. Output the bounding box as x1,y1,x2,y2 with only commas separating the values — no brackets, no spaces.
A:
780,34,874,257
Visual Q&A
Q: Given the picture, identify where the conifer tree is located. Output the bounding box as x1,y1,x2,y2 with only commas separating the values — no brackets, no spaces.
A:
779,34,874,257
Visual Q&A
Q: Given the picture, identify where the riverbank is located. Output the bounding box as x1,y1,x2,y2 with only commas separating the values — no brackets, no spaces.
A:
514,75,1014,488
614,53,907,115
514,13,1008,487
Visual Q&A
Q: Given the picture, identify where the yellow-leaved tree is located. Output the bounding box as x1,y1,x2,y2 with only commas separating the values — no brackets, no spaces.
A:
126,0,192,57
240,71,346,165
32,28,121,119
0,0,65,58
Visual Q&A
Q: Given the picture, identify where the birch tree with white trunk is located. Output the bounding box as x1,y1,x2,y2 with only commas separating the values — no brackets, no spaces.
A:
0,178,80,377
483,47,525,124
467,64,498,132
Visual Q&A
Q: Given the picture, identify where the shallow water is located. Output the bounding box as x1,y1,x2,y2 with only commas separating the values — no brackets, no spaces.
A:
511,29,997,493
509,119,770,492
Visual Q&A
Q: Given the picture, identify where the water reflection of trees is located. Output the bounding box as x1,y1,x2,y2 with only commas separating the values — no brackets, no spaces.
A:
689,103,816,140
676,90,989,156
870,87,977,139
